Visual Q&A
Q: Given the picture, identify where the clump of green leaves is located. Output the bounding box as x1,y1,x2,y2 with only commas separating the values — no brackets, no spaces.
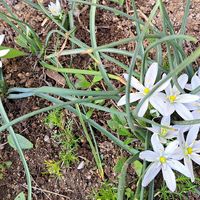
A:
0,161,12,180
44,108,64,129
107,110,133,145
155,176,200,200
93,182,134,200
93,182,117,200
44,109,79,168
43,160,62,178
53,122,79,166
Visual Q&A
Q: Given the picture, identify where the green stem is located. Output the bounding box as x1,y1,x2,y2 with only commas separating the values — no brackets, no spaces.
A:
0,99,32,200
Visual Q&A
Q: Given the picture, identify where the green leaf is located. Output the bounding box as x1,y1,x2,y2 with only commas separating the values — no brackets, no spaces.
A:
0,46,26,58
125,188,134,199
107,119,118,131
75,74,91,89
123,138,134,145
114,156,127,174
8,134,33,150
86,109,93,119
92,75,103,83
132,160,143,177
75,80,91,89
5,161,12,168
14,192,26,200
15,35,29,49
118,128,131,137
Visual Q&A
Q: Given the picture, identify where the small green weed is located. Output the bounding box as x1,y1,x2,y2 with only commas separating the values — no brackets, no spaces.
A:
155,175,200,200
44,108,64,129
0,161,12,180
93,182,117,200
93,182,134,200
44,109,79,176
43,160,62,178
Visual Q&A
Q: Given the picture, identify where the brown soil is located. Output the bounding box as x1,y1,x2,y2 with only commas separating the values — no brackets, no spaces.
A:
0,0,200,200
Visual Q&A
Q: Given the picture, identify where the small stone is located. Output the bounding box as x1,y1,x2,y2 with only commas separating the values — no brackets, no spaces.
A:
77,161,85,170
44,135,50,143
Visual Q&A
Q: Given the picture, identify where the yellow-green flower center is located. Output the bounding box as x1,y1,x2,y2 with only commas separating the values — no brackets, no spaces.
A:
160,128,168,137
169,95,176,103
159,156,167,164
185,147,193,155
143,88,150,95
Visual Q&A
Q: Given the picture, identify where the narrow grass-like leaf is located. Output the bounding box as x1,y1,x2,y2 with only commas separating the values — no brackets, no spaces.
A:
117,154,139,200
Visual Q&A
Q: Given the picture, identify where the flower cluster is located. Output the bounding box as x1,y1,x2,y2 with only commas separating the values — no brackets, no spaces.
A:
0,35,10,68
118,63,200,191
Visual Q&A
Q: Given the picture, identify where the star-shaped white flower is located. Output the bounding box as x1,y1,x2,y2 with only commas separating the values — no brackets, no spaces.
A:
117,63,170,117
48,0,62,17
157,74,199,120
178,126,200,182
139,134,191,192
148,116,178,143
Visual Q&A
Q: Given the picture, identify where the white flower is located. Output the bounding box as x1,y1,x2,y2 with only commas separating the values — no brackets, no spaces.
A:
148,116,178,143
117,63,170,117
157,74,200,120
0,35,10,57
139,134,191,192
48,0,62,16
178,126,200,182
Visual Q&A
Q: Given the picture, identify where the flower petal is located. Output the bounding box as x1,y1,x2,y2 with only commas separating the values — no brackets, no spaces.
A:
191,153,200,165
168,160,191,178
142,162,161,187
0,61,2,68
174,103,193,120
193,140,200,153
56,0,61,7
186,125,199,145
0,49,10,57
184,157,195,182
162,164,176,192
165,140,179,155
177,74,189,89
192,110,200,119
150,93,168,116
0,34,5,45
139,150,158,162
191,74,200,90
185,83,192,91
164,101,175,116
151,133,164,153
165,82,172,96
117,93,143,106
123,73,144,91
176,94,199,103
148,125,160,134
138,99,149,117
144,62,158,88
169,147,184,160
161,116,170,126
155,74,171,92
